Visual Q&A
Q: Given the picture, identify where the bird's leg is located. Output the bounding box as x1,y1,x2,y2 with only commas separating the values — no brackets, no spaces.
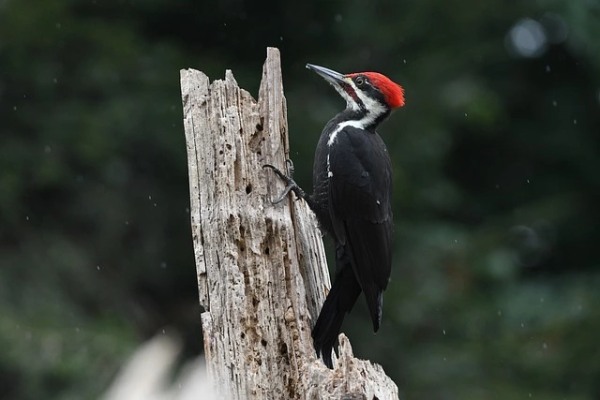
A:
263,160,307,204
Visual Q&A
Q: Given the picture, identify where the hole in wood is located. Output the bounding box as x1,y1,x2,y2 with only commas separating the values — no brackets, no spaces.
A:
245,184,252,194
279,342,287,356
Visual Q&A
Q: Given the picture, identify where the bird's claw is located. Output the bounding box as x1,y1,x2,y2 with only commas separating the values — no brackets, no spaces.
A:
271,184,295,204
263,161,303,204
263,163,290,182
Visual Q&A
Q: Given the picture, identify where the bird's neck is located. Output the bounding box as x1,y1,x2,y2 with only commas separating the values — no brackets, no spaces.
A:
322,108,390,148
333,107,390,132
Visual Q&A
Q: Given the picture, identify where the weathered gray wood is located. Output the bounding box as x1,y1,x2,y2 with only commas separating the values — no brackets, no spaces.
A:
180,47,398,400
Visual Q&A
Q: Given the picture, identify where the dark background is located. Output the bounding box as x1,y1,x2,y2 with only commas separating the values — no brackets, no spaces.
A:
1,0,599,399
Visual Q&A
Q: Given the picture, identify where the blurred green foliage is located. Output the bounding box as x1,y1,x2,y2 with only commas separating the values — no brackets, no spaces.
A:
1,0,599,399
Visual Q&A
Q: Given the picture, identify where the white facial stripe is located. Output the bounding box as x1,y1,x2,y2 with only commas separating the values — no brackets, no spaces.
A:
344,80,362,111
353,81,387,120
326,78,388,147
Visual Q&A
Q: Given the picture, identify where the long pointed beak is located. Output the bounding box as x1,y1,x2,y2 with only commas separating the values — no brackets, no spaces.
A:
306,64,346,86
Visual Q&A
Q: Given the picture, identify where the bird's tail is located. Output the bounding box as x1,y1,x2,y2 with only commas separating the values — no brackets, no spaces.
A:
311,266,361,368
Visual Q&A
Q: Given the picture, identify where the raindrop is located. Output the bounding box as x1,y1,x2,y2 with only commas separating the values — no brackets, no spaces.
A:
124,220,130,225
13,106,17,111
153,202,158,207
185,207,190,214
96,265,101,271
44,145,52,154
542,342,548,350
148,195,152,200
56,22,62,29
526,179,530,184
279,36,283,42
334,14,342,23
540,297,545,303
520,322,525,328
53,78,58,84
25,216,29,221
403,59,407,64
552,100,557,107
160,261,167,269
545,65,551,72
442,329,446,335
573,119,577,125
497,309,502,316
464,112,468,117
162,328,166,334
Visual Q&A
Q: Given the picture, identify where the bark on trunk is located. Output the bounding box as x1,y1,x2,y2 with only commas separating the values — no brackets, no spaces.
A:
180,47,399,400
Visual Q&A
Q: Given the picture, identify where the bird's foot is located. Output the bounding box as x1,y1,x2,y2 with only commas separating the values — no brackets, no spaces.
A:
263,160,306,204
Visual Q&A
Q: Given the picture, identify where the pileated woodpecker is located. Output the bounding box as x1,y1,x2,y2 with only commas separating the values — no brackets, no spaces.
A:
264,64,405,368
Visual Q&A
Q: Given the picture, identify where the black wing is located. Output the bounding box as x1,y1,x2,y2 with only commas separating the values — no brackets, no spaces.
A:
328,126,393,331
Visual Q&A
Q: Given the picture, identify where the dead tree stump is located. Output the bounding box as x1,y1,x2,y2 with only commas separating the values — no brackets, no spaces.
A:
180,47,399,400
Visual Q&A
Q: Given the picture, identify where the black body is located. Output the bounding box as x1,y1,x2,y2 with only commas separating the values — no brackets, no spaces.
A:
309,112,393,368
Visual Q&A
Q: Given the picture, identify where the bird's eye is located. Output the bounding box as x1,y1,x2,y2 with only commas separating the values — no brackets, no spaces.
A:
355,76,365,86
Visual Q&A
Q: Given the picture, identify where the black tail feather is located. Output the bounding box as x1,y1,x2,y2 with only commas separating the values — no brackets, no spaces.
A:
311,265,361,368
